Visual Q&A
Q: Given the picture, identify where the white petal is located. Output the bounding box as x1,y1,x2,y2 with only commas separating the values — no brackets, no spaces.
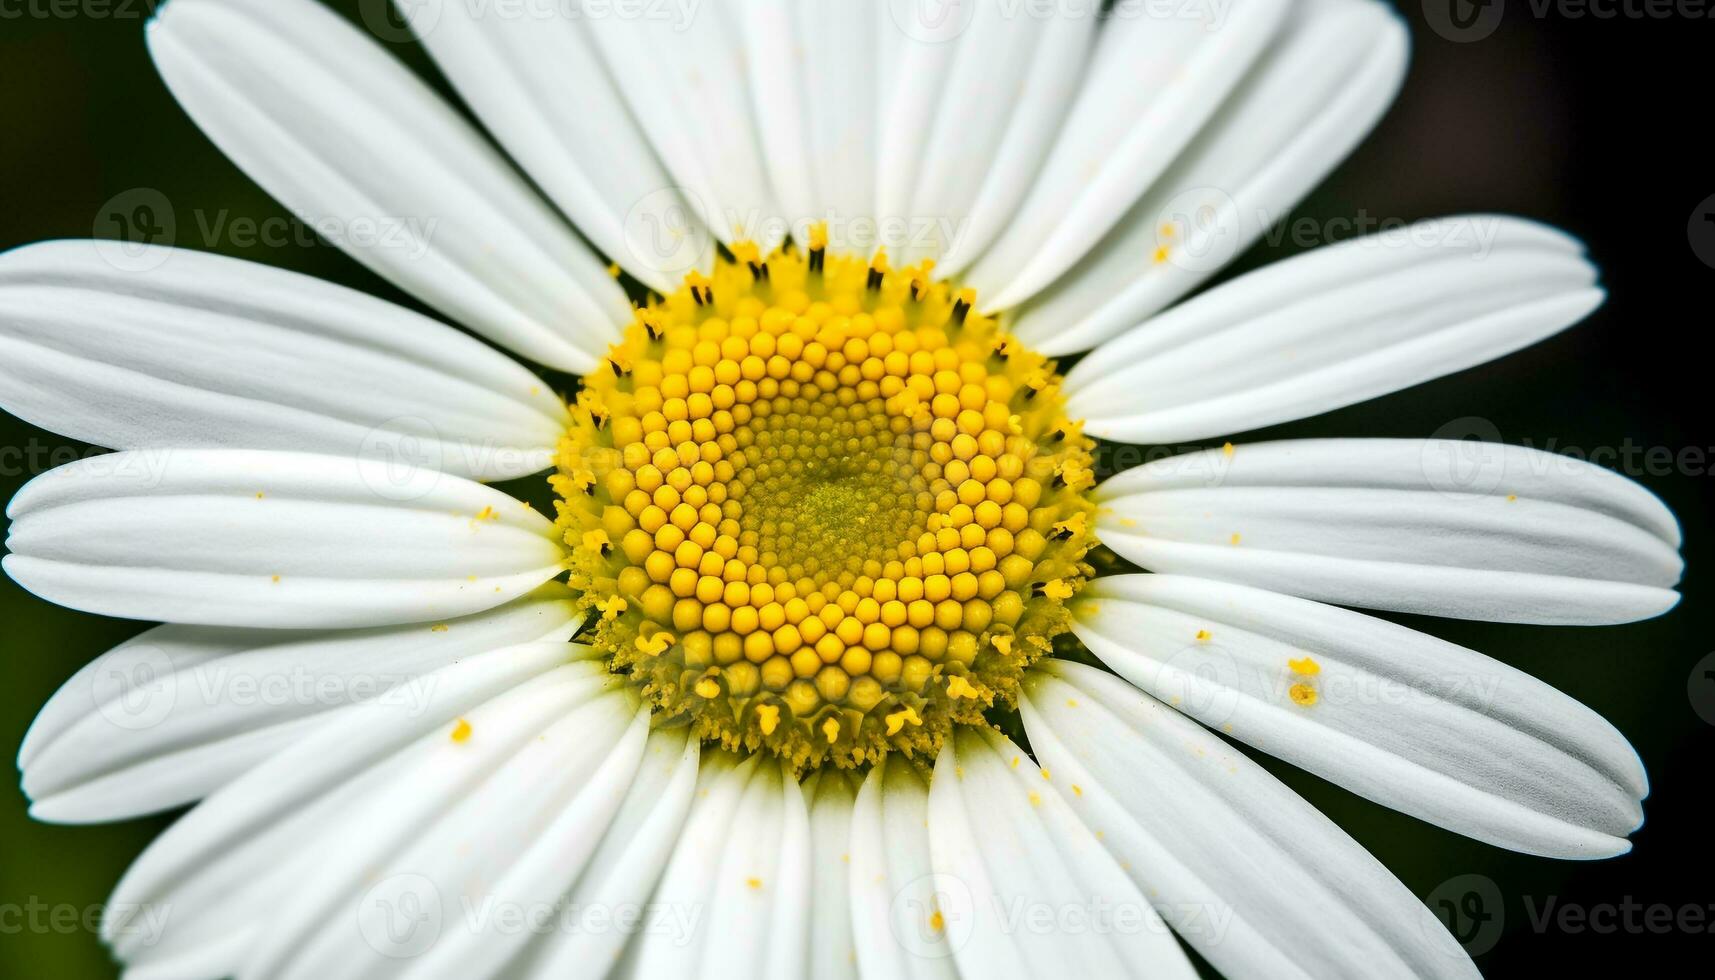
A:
928,3,1098,274
849,759,958,980
390,705,658,979
147,0,630,372
804,770,860,980
632,752,812,980
107,643,583,973
517,727,702,976
241,667,630,979
1099,437,1681,546
584,3,782,251
873,12,960,262
264,688,644,980
0,241,567,480
1065,216,1605,442
1021,661,1479,979
5,449,565,629
741,0,881,235
1075,574,1647,857
1095,439,1682,624
965,0,1293,310
1013,0,1410,353
401,0,707,293
927,728,1198,979
20,588,579,823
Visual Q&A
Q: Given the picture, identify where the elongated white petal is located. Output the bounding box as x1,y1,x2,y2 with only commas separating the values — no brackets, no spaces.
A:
108,643,583,973
1021,661,1479,979
805,770,860,980
741,0,883,237
4,449,565,629
584,3,782,251
147,0,630,372
243,668,631,979
927,727,1198,979
264,689,644,980
387,706,657,980
1095,439,1682,624
20,588,578,823
1013,0,1409,353
928,3,1098,273
401,0,706,293
0,241,566,480
966,0,1292,309
1075,574,1647,857
849,759,958,980
1066,216,1604,441
632,752,811,979
518,727,702,976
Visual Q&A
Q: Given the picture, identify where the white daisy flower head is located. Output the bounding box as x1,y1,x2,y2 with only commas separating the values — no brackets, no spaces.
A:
0,0,1684,978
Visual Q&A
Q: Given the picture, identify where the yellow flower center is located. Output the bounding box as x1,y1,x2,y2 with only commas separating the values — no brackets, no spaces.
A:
555,235,1095,770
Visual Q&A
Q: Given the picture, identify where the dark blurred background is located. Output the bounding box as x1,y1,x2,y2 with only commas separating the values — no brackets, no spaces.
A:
1,1,1710,975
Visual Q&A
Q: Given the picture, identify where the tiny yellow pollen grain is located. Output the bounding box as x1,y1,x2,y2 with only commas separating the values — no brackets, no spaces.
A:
450,718,473,743
1195,629,1211,642
1288,683,1319,707
929,910,945,933
430,623,449,633
1011,756,1021,769
1028,791,1042,807
756,703,780,735
1506,493,1518,502
607,262,621,278
1230,532,1241,546
1152,245,1170,265
271,574,281,584
1040,768,1050,781
1072,784,1083,797
475,505,499,522
255,491,265,499
746,877,763,891
1287,656,1321,676
1222,442,1235,457
1065,698,1078,708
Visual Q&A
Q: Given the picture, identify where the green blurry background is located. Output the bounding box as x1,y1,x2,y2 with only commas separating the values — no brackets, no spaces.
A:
2,1,1710,975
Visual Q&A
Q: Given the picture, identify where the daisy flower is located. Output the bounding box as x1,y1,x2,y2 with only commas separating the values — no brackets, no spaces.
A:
0,0,1682,977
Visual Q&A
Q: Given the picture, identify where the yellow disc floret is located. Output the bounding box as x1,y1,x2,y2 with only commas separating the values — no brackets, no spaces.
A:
554,237,1095,770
